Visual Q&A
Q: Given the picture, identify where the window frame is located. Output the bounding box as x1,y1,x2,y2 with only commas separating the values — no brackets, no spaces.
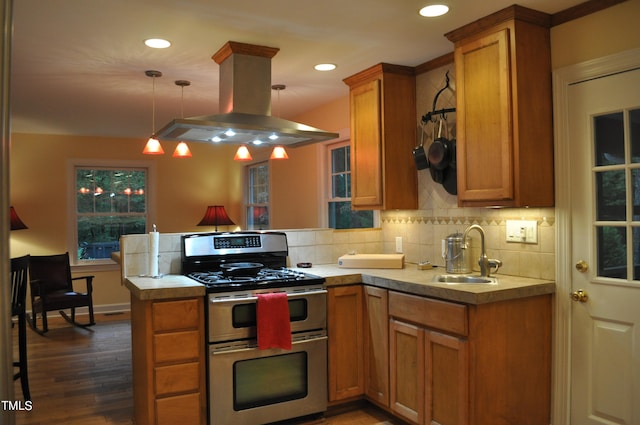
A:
67,159,157,270
245,161,270,230
325,140,378,229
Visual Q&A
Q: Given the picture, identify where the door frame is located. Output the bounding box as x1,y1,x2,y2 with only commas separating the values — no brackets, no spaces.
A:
552,47,640,425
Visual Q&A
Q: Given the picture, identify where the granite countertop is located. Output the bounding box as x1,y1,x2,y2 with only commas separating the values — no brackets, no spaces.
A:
124,263,554,305
290,264,555,305
125,275,205,300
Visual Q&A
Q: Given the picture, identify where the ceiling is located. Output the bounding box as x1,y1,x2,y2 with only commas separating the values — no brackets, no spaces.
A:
10,0,585,141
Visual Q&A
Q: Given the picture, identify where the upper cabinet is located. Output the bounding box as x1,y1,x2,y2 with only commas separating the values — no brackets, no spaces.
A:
446,5,554,207
344,64,418,210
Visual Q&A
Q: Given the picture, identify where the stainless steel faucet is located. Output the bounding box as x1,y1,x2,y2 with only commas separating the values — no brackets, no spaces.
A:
463,224,502,277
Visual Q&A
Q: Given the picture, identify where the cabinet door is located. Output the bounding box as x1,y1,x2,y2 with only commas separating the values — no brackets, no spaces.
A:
327,285,365,401
364,286,389,407
390,319,424,424
425,331,469,425
350,79,383,207
456,28,513,202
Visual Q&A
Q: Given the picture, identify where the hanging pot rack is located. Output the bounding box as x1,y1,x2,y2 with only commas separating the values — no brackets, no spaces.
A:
420,71,456,124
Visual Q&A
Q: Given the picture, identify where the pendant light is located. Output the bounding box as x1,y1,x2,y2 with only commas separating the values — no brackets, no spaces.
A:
142,70,164,155
269,84,288,160
173,80,193,158
234,145,253,161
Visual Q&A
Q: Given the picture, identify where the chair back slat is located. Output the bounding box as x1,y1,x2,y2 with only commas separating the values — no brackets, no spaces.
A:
29,252,73,295
10,255,30,316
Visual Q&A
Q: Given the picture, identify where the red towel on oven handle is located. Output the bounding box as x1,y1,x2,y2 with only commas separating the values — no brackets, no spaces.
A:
256,292,292,350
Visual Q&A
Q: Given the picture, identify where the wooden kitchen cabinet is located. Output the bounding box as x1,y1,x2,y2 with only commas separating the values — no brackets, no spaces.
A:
389,292,468,425
388,290,551,425
131,295,206,425
363,286,389,408
343,63,417,210
445,5,554,207
389,319,425,424
425,331,469,425
327,285,365,402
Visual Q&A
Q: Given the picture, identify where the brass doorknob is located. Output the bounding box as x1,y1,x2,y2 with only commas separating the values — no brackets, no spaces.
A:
575,260,588,273
571,289,589,303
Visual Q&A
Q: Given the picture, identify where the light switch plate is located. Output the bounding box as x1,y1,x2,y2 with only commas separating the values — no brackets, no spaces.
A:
506,220,538,244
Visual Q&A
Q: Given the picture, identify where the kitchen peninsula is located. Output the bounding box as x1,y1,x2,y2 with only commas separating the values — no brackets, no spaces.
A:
124,254,554,425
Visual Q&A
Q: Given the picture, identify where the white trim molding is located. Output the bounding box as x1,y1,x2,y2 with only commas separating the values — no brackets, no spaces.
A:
552,47,640,425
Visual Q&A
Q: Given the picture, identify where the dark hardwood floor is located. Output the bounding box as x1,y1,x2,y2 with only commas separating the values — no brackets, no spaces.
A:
12,312,401,425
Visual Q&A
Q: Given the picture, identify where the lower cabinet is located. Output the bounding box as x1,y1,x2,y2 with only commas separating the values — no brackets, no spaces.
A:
364,285,389,407
328,285,552,425
390,319,425,424
131,295,206,425
389,315,469,425
327,285,365,401
425,331,468,425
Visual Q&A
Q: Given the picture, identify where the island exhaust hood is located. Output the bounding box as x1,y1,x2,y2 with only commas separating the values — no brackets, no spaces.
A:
156,41,339,147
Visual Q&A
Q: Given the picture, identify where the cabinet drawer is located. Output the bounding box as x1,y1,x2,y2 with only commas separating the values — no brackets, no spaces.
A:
154,362,200,396
389,291,468,336
152,298,201,332
155,392,202,425
154,330,200,363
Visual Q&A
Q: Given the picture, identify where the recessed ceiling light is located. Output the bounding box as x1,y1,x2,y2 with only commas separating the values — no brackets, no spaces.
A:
419,4,449,17
314,63,337,71
144,38,171,49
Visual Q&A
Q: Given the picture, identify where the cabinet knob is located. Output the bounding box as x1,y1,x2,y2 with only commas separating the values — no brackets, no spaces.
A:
570,289,589,303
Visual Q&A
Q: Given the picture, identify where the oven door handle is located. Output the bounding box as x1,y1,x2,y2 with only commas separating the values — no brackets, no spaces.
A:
210,288,327,303
212,335,328,355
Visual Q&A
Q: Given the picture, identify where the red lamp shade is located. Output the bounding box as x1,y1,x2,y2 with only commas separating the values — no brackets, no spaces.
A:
197,205,235,231
173,141,192,158
142,136,164,155
10,206,28,231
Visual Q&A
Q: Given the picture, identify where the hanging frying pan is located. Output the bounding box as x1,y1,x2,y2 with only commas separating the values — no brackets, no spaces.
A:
427,119,452,171
412,122,430,170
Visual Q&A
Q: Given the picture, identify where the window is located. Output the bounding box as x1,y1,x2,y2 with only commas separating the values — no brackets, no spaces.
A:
70,161,153,266
327,141,374,229
246,162,270,230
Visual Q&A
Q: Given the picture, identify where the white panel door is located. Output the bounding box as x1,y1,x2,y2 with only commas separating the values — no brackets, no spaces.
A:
569,67,640,425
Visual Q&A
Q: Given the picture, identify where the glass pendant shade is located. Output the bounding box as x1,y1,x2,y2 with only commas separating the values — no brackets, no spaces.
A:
173,141,192,158
270,146,289,159
197,205,235,231
143,136,164,154
10,206,28,230
142,70,164,155
234,145,253,161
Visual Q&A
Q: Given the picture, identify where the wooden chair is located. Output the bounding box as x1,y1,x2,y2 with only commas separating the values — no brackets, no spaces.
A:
29,252,96,334
11,254,31,400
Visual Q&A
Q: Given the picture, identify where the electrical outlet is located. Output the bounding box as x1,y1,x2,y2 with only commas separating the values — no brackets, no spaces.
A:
395,236,403,253
506,220,538,244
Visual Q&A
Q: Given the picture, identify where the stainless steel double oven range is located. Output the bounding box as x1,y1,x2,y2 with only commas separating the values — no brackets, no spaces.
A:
181,231,327,425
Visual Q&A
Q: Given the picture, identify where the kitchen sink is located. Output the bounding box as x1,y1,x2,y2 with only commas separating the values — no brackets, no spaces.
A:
433,274,498,285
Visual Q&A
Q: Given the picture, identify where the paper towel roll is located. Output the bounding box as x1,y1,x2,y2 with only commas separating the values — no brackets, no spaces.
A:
149,231,159,277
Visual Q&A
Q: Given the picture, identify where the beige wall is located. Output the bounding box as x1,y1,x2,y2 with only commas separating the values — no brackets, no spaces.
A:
550,0,640,69
9,133,244,309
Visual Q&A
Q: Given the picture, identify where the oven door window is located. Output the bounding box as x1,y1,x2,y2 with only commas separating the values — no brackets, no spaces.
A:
232,299,307,328
233,352,308,410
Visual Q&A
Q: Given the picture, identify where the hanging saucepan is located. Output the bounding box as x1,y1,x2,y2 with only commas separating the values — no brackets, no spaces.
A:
427,119,450,184
428,119,453,171
220,262,264,277
441,138,457,195
412,121,429,170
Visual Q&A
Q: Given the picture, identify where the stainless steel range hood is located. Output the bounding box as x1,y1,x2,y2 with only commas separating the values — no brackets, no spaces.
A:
156,41,339,147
